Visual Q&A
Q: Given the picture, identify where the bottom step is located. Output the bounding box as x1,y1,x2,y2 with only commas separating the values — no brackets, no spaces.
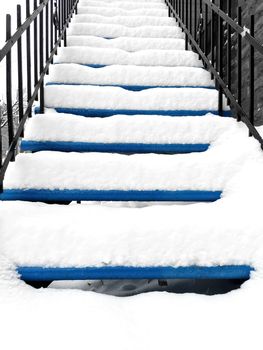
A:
17,265,253,281
0,190,222,202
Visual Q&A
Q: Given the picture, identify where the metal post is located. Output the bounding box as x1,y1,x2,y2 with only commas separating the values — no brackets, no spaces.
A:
218,0,223,116
17,5,24,135
33,0,38,99
6,15,15,160
237,6,242,122
249,14,255,134
39,0,44,114
227,0,231,103
26,0,32,117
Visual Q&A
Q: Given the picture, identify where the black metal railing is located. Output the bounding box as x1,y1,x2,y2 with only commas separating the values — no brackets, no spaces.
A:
0,0,79,191
166,0,263,148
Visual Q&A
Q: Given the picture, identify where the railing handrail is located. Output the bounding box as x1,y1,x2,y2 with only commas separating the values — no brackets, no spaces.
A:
166,0,263,149
0,0,49,63
201,0,263,56
0,0,79,189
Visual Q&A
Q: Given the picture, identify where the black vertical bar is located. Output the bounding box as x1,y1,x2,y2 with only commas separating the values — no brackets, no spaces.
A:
39,0,44,114
194,0,197,41
211,0,215,78
46,0,49,66
55,0,58,47
227,0,231,102
50,0,54,63
33,0,38,99
6,15,15,161
218,0,223,116
189,0,192,37
26,0,32,118
185,0,188,50
249,14,255,134
59,0,62,46
17,5,24,131
237,6,242,122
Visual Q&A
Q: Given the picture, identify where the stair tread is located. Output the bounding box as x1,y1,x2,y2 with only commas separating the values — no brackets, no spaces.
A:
43,85,229,115
2,141,244,191
80,1,167,10
67,23,184,39
54,47,201,68
48,64,215,88
22,114,233,145
78,6,168,17
0,200,259,269
67,36,186,51
72,14,177,27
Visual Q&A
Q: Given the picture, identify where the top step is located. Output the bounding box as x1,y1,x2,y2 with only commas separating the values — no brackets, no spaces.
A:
78,6,168,17
72,14,177,27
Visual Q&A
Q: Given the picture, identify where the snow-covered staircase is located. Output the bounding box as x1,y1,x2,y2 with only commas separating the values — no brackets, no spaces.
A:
0,0,255,283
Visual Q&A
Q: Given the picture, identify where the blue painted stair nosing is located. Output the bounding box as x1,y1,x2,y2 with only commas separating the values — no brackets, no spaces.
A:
20,140,210,153
46,82,216,91
35,106,232,117
17,265,253,281
0,189,222,202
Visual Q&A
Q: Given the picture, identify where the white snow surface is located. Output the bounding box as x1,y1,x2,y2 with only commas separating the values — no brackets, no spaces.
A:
78,6,168,17
81,1,167,9
23,114,233,144
48,64,214,87
72,14,176,27
3,125,259,192
54,47,202,67
67,36,186,51
67,23,184,39
44,85,227,111
0,265,262,350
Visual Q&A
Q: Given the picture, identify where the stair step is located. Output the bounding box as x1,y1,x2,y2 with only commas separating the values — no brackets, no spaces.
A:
21,114,234,153
0,200,256,280
81,1,167,10
48,64,215,89
72,14,177,27
18,265,253,281
78,6,168,17
67,36,186,51
54,47,202,68
21,141,210,154
67,23,184,39
42,85,230,117
0,144,241,201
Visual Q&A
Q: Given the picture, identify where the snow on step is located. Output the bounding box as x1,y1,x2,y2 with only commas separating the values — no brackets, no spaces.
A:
54,47,202,68
48,64,215,89
0,143,248,192
44,85,229,116
78,6,168,17
67,36,186,51
72,14,176,27
21,114,236,150
67,23,184,39
1,192,263,268
81,1,167,10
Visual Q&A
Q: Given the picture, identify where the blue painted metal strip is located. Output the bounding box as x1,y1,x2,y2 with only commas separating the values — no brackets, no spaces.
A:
35,107,232,117
17,265,253,281
0,189,222,202
46,82,216,91
20,140,210,153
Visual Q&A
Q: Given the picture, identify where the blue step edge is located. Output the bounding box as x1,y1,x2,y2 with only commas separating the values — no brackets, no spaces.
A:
46,82,216,91
17,265,253,281
0,189,222,202
53,63,205,69
20,140,210,154
35,107,232,117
